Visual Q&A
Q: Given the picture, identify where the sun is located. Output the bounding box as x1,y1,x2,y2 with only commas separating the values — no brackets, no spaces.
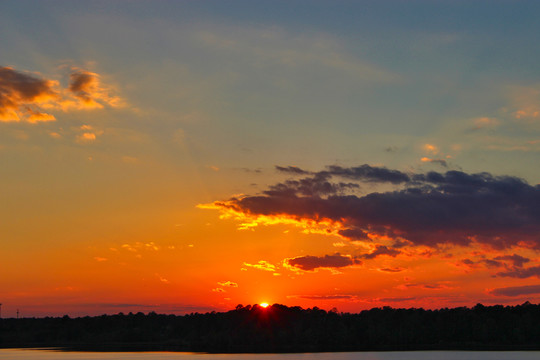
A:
260,302,269,308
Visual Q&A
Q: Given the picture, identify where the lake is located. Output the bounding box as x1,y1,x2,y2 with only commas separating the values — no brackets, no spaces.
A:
1,349,540,360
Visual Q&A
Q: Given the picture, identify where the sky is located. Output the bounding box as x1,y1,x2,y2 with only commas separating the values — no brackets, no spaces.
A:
1,0,540,317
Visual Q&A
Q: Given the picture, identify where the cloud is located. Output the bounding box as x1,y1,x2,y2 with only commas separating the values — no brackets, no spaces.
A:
288,294,356,300
121,241,160,252
157,275,170,284
284,253,360,272
420,157,448,167
76,132,97,143
218,281,238,287
507,84,540,122
275,165,310,175
493,254,530,268
0,65,123,123
378,296,416,302
338,228,370,240
0,66,59,122
204,165,540,250
423,143,439,154
496,266,540,279
325,164,410,184
491,284,540,297
243,260,277,272
397,282,450,291
378,267,406,273
197,25,399,84
473,117,500,130
362,245,401,260
64,67,123,110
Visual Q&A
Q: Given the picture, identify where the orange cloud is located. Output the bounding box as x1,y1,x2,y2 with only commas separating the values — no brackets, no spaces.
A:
0,66,59,122
473,117,499,129
0,66,123,123
243,260,277,272
423,143,439,154
64,68,123,110
76,132,97,143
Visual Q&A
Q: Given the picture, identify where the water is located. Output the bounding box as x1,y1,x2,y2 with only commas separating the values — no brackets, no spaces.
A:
1,349,539,360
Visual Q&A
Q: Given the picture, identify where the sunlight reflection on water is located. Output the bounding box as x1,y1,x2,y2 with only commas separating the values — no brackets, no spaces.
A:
1,349,540,360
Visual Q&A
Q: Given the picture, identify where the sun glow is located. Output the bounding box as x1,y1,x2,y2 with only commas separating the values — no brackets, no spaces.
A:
260,302,269,308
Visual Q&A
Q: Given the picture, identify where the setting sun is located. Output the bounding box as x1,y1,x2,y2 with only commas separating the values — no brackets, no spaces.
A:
260,303,269,308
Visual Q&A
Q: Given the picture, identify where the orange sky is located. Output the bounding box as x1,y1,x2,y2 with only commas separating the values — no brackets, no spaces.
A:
2,1,540,318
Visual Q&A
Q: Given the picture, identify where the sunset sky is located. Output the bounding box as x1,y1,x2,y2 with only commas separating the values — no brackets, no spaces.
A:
2,0,540,317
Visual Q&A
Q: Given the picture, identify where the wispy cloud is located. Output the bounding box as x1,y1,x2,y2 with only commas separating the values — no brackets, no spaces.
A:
243,260,277,272
218,281,238,287
196,25,400,84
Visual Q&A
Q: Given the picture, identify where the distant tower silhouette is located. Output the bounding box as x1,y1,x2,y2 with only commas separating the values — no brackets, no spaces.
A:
0,303,2,318
16,309,19,319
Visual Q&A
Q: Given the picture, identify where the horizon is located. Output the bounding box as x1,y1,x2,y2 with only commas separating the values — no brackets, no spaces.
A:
1,301,538,320
2,0,540,318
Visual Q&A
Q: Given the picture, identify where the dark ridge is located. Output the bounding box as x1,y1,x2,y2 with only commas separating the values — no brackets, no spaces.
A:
1,302,540,353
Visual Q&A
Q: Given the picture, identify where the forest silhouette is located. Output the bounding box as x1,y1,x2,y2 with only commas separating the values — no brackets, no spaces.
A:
1,302,539,352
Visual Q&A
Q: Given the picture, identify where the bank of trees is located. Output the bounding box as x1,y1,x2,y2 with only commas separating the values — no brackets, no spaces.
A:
0,302,539,352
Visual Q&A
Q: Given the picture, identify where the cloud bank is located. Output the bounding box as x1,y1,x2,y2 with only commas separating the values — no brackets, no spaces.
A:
205,164,540,250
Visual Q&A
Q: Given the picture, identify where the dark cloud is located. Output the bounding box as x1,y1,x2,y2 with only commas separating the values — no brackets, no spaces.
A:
491,284,540,297
338,228,370,240
421,158,448,168
294,294,355,300
493,254,530,268
0,66,58,122
378,267,406,273
69,70,95,99
285,253,360,271
379,297,416,302
496,266,540,279
210,165,540,249
326,164,410,184
265,173,358,197
275,165,310,175
362,245,401,260
484,259,503,268
400,283,448,290
239,167,262,173
392,239,411,248
461,254,530,270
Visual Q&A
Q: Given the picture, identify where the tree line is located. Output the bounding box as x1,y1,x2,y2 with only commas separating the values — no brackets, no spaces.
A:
1,302,539,352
